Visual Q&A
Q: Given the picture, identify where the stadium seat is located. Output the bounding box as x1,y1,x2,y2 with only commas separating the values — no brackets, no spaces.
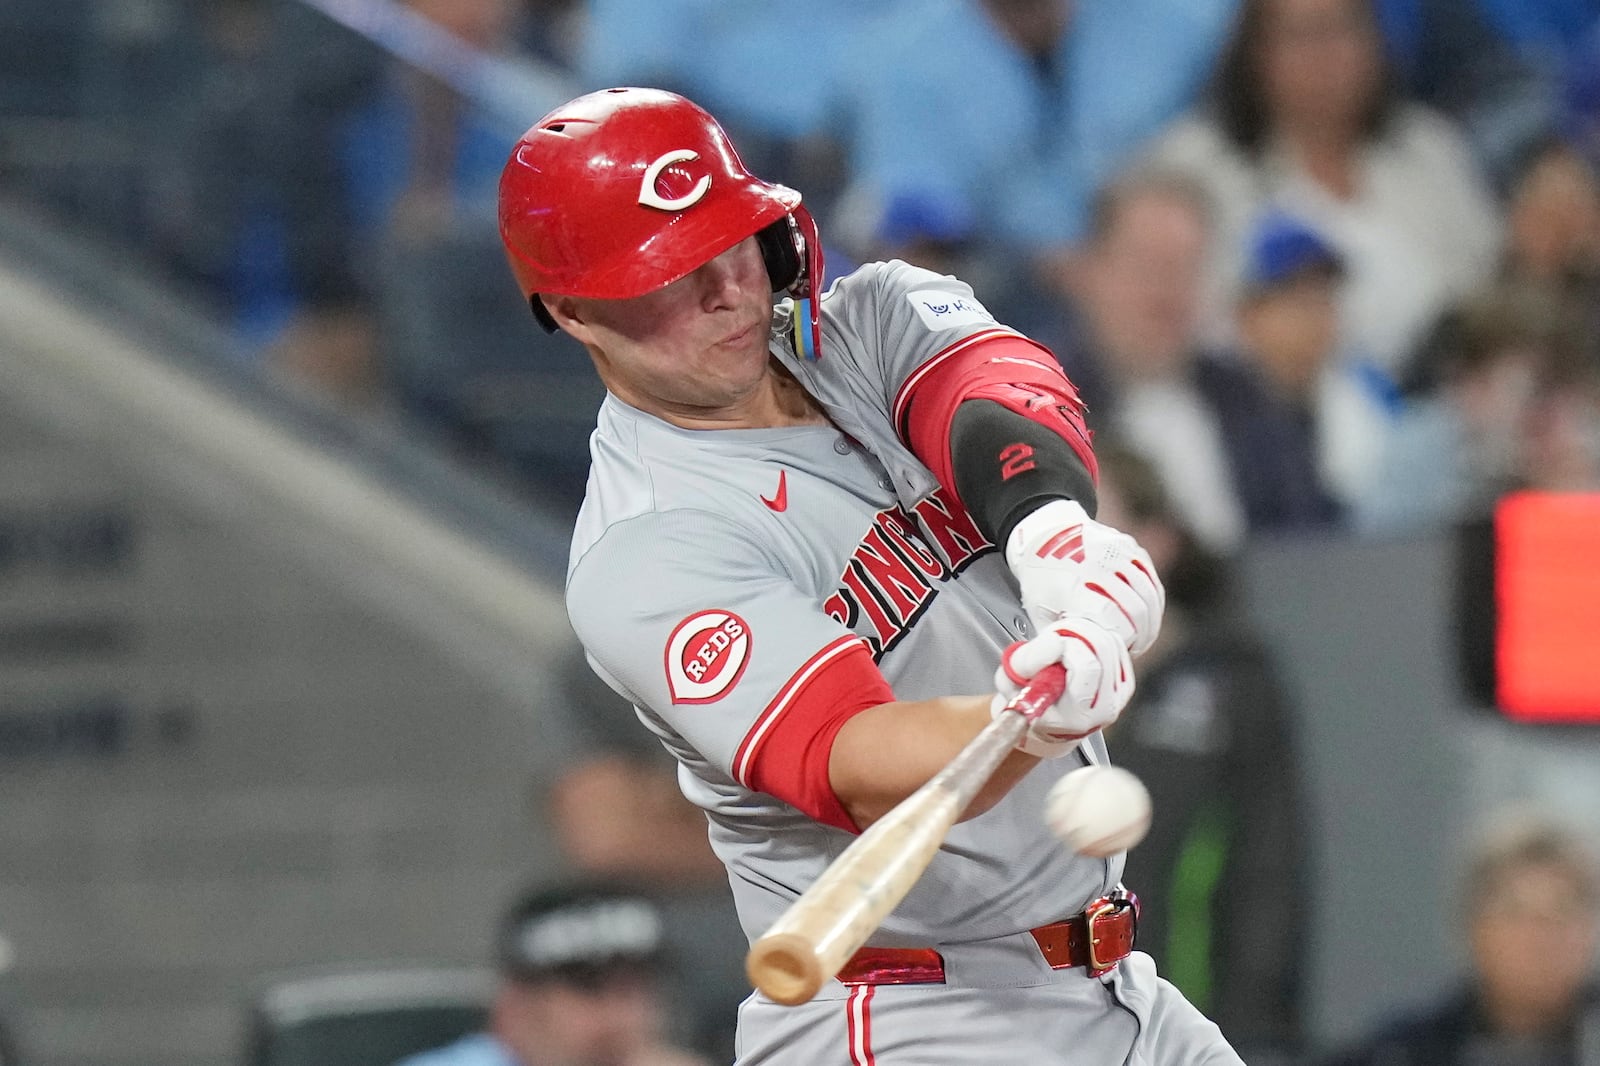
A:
246,967,491,1066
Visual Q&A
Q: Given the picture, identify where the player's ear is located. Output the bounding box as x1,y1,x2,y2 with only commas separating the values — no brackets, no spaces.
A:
542,295,592,341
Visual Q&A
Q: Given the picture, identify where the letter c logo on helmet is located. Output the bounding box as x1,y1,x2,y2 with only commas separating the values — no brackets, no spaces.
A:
638,149,712,211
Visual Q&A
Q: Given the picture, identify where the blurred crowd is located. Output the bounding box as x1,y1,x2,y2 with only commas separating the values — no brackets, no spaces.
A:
4,0,1599,532
2,1,1600,1065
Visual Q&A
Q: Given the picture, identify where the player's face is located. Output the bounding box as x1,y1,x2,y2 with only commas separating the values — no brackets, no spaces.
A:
559,236,777,422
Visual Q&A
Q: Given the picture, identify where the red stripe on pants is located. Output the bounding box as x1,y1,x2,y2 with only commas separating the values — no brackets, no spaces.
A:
846,984,877,1065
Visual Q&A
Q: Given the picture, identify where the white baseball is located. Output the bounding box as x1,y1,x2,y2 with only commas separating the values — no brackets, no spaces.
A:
1044,766,1152,858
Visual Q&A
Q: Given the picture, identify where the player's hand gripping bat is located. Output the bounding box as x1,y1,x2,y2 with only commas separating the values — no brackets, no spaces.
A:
745,664,1068,1005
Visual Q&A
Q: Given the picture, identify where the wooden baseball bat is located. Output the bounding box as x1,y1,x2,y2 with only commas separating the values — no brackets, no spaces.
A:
745,664,1068,1005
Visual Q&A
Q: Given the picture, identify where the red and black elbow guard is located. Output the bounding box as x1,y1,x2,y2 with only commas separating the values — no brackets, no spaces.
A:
896,332,1099,546
950,397,1098,548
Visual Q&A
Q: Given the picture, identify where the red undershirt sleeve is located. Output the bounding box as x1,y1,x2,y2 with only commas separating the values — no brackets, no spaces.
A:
737,636,894,834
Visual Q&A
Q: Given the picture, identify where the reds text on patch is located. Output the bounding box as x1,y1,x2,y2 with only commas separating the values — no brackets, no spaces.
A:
665,610,752,703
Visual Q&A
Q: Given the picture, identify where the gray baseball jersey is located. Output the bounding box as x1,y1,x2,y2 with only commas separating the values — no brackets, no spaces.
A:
566,260,1242,1065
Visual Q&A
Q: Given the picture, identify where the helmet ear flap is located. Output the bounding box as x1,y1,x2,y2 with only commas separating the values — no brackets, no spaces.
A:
530,295,559,333
756,217,802,293
780,206,825,361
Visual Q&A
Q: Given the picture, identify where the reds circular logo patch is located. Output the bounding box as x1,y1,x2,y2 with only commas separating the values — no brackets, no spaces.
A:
664,610,751,704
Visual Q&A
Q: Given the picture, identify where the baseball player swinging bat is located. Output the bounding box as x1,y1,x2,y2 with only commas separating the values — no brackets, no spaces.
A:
746,664,1068,1005
506,85,1240,1065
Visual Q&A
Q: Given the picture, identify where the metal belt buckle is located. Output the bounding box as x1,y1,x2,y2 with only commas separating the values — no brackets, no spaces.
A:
1084,890,1137,977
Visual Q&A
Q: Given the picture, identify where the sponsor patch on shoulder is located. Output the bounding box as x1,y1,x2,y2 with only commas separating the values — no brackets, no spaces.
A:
665,610,752,704
906,289,994,331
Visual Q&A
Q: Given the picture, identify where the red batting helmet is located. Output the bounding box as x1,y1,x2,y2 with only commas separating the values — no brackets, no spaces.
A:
498,87,825,358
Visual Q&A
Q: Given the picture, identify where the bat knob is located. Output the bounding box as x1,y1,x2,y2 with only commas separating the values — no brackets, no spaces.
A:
747,932,826,1005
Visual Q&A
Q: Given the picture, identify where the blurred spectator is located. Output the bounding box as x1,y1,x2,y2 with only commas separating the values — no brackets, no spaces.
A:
149,0,390,406
515,0,584,73
1502,139,1600,337
392,882,708,1066
832,0,1236,260
865,189,982,279
1323,813,1600,1066
245,0,531,411
578,0,863,189
340,0,612,504
1234,212,1401,508
1521,345,1600,495
1471,0,1600,55
343,0,522,247
1570,20,1600,164
1375,0,1568,190
548,754,725,885
1148,0,1502,379
543,655,748,1063
1096,444,1310,1062
150,1,317,335
372,214,604,515
1053,169,1340,552
1356,282,1590,535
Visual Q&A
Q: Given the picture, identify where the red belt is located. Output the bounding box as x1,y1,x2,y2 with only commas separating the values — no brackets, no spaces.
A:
836,893,1139,985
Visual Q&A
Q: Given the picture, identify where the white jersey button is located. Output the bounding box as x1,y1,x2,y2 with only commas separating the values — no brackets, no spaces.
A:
833,437,852,455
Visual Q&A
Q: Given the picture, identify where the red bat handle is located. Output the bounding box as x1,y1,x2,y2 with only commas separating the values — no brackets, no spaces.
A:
1003,662,1067,722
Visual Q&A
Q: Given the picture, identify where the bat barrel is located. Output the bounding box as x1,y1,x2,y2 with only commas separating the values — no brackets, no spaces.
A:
745,932,826,1006
746,791,958,1003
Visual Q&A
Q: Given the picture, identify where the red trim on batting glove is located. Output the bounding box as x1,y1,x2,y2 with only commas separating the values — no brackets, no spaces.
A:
892,332,1098,496
736,636,893,833
999,640,1032,688
1050,625,1100,708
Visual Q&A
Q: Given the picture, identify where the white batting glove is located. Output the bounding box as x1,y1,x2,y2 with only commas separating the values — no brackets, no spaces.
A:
990,618,1135,758
1006,499,1166,656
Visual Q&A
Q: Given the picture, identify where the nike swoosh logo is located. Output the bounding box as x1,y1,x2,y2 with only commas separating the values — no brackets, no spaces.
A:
761,469,788,513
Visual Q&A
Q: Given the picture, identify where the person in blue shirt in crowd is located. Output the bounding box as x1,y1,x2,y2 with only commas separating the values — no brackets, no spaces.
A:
1469,0,1600,55
832,0,1237,257
1568,18,1600,164
393,883,707,1066
1373,0,1589,188
577,0,866,183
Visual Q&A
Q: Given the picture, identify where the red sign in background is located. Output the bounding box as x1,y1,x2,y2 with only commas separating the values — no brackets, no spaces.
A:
1496,492,1600,723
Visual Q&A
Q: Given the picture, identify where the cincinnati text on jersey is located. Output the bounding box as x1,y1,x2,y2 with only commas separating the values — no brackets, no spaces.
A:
823,487,993,660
